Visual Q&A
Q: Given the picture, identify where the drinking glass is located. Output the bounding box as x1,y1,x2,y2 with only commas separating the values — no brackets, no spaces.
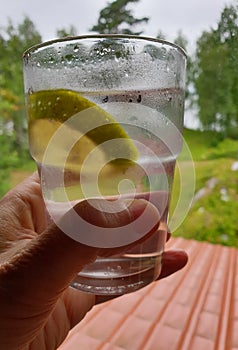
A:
23,35,186,295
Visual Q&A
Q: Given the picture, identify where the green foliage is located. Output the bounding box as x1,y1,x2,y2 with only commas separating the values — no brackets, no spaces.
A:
180,128,221,160
56,25,78,38
0,134,20,197
173,158,238,247
173,30,188,52
156,30,166,40
0,134,35,197
0,172,10,199
0,134,19,167
192,3,238,134
90,0,149,35
0,17,42,155
0,17,41,196
171,31,193,104
182,128,238,160
172,129,238,247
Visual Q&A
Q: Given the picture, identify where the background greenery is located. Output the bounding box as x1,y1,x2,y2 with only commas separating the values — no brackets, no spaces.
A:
171,129,238,247
1,0,238,247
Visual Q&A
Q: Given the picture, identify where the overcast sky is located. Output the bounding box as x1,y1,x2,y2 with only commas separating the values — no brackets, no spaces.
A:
0,0,232,54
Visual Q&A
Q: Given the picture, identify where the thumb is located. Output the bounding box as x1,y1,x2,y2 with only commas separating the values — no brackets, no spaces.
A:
0,198,160,305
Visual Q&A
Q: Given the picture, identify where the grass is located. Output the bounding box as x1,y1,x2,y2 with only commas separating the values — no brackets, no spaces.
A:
0,160,36,197
170,128,238,247
182,128,238,160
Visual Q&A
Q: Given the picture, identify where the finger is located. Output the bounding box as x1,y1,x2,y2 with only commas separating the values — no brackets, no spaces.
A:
0,172,46,238
95,249,188,305
95,199,161,256
0,198,160,308
158,249,188,279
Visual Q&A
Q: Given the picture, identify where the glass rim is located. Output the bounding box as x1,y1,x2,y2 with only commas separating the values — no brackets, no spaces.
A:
23,33,187,59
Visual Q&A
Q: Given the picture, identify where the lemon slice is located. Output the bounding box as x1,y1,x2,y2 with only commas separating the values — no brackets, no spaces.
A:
27,89,138,167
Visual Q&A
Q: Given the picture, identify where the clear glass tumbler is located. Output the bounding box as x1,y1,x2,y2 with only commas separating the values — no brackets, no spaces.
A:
23,35,186,295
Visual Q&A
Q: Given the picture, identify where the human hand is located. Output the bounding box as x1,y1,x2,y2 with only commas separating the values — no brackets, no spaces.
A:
0,173,188,350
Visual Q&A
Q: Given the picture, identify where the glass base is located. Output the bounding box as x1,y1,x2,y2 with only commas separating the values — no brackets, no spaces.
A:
70,254,162,295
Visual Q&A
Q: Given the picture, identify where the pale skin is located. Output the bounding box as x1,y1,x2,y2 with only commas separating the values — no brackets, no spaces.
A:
0,173,188,350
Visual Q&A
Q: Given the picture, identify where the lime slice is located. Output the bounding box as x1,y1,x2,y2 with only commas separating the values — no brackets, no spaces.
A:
27,89,138,166
29,118,107,172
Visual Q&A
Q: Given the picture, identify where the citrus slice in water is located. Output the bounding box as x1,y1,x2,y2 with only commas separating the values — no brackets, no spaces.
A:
27,89,138,169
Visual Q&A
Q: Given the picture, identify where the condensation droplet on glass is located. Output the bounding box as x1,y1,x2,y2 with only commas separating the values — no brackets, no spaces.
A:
130,116,137,122
28,87,33,95
102,96,108,103
145,131,152,139
66,59,72,65
167,95,172,102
